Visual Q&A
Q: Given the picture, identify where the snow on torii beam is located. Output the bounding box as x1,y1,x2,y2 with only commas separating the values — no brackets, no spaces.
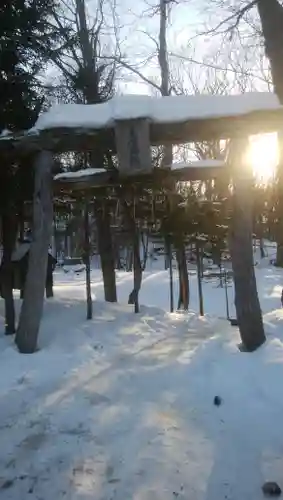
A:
1,92,283,173
53,160,226,195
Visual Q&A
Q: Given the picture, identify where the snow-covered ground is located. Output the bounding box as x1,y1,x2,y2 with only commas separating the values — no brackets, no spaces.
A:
0,247,283,499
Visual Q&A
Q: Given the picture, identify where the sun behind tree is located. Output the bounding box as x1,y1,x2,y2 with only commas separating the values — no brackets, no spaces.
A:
247,133,278,183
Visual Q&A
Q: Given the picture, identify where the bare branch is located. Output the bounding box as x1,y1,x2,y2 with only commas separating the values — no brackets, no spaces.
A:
169,51,272,85
198,0,258,38
114,58,161,91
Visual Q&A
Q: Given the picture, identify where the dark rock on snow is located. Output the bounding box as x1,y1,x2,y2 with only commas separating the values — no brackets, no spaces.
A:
262,482,282,497
213,396,222,406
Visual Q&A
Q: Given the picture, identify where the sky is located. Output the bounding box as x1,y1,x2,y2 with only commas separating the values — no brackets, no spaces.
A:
102,0,276,175
46,0,269,100
43,0,276,174
88,0,206,95
86,0,269,97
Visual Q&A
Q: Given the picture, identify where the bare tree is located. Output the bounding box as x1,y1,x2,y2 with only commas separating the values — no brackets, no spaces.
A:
49,0,118,302
199,0,283,264
169,30,267,347
256,0,283,266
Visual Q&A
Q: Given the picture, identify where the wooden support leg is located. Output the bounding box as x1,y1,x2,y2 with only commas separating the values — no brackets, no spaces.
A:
15,151,53,353
229,137,265,352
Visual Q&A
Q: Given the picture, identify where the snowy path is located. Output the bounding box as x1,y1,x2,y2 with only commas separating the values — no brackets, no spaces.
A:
1,265,283,499
0,295,225,500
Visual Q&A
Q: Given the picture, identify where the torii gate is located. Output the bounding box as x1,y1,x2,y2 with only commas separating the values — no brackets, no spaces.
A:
1,92,283,352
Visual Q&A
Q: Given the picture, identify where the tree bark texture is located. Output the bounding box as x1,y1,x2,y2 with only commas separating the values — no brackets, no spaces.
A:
165,235,174,312
122,200,142,313
175,239,189,311
15,151,53,354
128,232,142,313
95,200,117,302
196,241,204,317
1,212,18,334
74,0,117,301
257,0,283,265
229,139,266,352
84,202,92,319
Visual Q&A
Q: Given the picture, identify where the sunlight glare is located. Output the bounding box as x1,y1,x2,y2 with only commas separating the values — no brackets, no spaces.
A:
247,133,278,183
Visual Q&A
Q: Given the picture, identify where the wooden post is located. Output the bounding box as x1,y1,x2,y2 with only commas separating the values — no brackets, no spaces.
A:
196,239,204,317
16,150,53,353
228,137,265,351
84,200,92,320
115,118,151,175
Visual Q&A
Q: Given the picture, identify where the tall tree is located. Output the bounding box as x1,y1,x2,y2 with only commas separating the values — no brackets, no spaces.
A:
256,0,283,266
117,0,190,309
49,0,118,302
201,0,283,265
0,0,58,132
0,0,58,346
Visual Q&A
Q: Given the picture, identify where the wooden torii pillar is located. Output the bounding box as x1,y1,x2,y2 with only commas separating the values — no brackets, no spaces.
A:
228,137,265,351
115,118,152,312
16,150,54,353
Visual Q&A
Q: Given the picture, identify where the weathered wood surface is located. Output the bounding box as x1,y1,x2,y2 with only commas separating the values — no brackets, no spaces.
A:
1,108,283,154
53,165,227,195
115,118,151,174
15,150,54,353
228,138,265,352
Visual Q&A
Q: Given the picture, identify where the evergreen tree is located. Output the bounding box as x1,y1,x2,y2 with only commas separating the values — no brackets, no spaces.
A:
0,0,58,132
0,0,58,337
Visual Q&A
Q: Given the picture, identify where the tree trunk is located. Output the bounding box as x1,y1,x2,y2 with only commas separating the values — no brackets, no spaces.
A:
122,200,142,312
115,242,123,270
15,151,53,354
72,0,117,299
95,200,117,302
257,0,283,265
141,231,149,271
229,140,265,352
257,0,283,99
1,212,17,334
128,232,142,313
259,238,265,259
45,271,54,298
176,240,189,310
127,247,133,272
165,234,174,312
159,0,169,98
196,240,204,316
159,0,191,311
84,201,92,320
